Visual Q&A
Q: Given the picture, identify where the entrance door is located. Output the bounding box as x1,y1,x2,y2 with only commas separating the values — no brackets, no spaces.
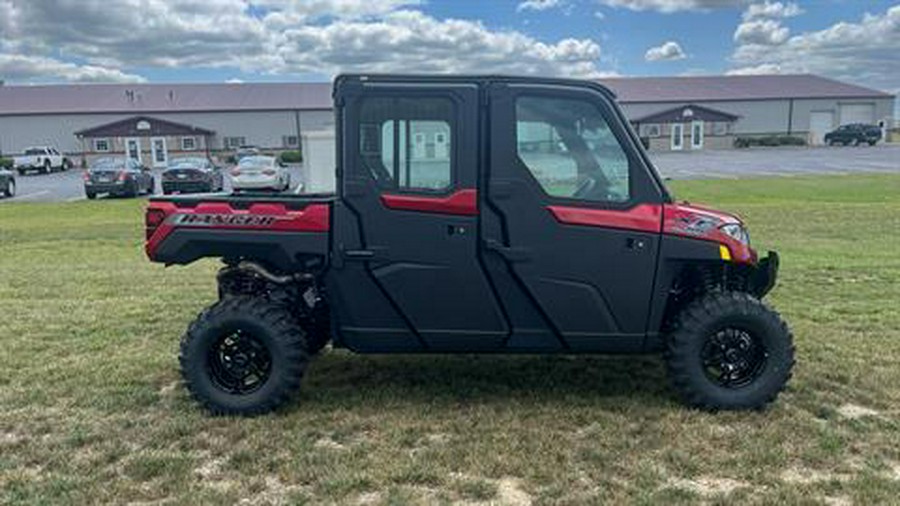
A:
691,120,704,149
809,111,834,145
671,123,684,150
328,81,507,352
126,138,141,163
151,137,168,168
485,84,664,350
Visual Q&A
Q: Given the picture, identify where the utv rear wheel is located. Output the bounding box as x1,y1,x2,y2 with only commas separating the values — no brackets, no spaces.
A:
665,291,794,411
180,297,309,415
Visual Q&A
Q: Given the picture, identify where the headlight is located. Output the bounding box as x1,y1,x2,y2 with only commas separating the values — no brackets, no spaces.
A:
720,223,750,245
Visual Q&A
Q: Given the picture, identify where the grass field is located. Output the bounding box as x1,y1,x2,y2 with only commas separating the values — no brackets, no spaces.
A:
1,174,899,505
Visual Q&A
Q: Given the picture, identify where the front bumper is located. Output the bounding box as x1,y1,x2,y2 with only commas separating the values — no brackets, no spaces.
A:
748,250,779,298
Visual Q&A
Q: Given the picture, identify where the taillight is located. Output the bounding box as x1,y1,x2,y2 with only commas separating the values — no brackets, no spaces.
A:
145,208,167,241
118,171,128,182
82,171,90,182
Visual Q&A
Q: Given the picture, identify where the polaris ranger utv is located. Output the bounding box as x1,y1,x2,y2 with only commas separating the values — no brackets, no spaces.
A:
145,75,792,415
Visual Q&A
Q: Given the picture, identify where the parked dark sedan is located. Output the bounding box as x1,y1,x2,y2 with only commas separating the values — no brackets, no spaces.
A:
161,157,225,195
0,167,14,198
83,157,155,199
824,123,882,146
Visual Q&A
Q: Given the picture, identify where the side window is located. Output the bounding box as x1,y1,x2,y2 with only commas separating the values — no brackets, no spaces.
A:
359,97,453,192
516,96,630,203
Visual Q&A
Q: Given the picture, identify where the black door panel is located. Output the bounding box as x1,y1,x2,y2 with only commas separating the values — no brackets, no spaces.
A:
329,81,508,351
484,84,663,349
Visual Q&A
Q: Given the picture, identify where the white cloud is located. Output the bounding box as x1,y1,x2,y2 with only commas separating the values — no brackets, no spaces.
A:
596,0,746,13
734,18,790,45
730,5,900,93
275,10,605,77
726,62,781,75
517,0,564,12
742,1,802,21
0,0,610,83
645,41,686,61
0,53,146,83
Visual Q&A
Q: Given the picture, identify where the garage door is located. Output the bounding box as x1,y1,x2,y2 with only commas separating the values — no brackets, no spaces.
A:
809,111,834,145
840,103,875,125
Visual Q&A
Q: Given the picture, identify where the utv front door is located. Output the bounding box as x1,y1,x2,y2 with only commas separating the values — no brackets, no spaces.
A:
329,79,507,351
484,83,665,350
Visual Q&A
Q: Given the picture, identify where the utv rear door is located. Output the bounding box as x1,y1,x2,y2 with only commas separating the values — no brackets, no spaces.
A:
328,78,507,352
484,82,665,351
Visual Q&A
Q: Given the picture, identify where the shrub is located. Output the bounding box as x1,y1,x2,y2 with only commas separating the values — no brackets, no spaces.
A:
0,157,12,169
734,135,806,149
279,150,303,164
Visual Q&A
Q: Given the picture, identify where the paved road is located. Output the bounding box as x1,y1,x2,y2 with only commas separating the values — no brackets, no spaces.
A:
1,145,898,204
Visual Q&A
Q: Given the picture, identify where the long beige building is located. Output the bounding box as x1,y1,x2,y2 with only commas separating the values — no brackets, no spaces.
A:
0,74,893,166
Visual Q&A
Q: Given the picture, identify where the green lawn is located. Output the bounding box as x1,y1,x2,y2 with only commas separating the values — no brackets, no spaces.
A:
1,174,899,505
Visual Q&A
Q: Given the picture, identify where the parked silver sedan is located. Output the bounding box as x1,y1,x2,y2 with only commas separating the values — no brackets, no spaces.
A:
229,156,290,192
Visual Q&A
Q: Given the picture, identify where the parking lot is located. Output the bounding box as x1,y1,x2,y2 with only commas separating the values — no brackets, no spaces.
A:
2,145,898,203
1,164,307,203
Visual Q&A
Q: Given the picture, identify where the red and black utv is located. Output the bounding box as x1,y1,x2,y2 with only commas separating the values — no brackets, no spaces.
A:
145,75,792,415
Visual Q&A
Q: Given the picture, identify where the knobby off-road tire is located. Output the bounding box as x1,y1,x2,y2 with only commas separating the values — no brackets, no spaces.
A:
665,291,794,411
180,296,310,416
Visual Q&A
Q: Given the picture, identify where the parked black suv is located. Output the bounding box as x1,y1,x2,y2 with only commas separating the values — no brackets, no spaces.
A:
824,124,882,146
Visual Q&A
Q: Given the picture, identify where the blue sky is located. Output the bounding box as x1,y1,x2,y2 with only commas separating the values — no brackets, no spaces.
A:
1,1,898,95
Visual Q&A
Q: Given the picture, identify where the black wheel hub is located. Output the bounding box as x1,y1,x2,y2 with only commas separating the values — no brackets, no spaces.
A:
701,327,767,388
208,330,272,395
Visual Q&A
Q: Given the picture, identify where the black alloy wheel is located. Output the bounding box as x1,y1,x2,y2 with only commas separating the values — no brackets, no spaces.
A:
700,327,767,389
207,329,272,395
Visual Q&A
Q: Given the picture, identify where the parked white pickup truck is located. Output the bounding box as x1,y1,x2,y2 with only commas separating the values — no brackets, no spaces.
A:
14,146,70,175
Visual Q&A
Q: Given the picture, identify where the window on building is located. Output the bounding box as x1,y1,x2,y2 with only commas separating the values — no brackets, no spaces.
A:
640,124,661,138
282,135,299,148
93,138,111,153
358,97,453,192
224,137,247,149
515,96,630,203
181,137,197,151
713,122,730,136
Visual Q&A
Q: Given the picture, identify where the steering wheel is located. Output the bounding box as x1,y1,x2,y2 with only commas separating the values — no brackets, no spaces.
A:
573,176,598,199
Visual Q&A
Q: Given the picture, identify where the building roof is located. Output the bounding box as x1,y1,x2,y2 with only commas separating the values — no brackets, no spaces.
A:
632,104,740,124
597,74,893,103
74,116,215,138
0,82,332,116
0,74,892,116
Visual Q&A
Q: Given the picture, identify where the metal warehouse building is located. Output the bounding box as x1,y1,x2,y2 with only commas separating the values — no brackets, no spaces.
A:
0,74,893,165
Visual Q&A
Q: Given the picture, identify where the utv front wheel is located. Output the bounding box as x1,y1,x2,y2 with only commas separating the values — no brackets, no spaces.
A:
665,292,794,411
180,297,309,415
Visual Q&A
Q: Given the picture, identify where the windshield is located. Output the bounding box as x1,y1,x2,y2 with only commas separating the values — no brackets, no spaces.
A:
91,158,125,170
24,148,45,156
238,156,275,169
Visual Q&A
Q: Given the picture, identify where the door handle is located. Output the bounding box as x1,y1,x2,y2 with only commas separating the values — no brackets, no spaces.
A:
484,239,531,262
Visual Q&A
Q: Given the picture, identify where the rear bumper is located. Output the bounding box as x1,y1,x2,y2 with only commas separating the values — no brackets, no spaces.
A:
748,250,779,298
162,181,213,193
85,181,130,194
